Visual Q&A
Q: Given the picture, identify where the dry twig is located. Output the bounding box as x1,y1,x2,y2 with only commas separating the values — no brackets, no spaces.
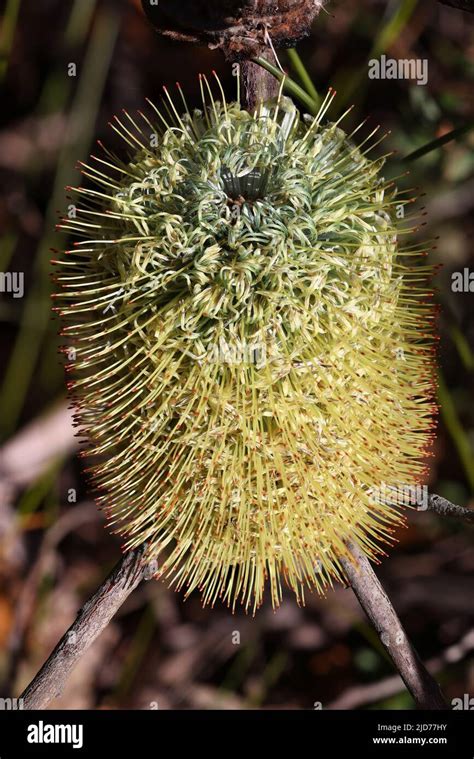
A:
340,543,447,709
20,547,146,709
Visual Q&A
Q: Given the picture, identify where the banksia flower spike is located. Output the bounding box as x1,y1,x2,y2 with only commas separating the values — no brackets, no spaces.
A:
53,76,436,612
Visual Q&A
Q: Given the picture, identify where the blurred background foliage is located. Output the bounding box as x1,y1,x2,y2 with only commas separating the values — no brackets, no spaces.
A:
0,0,472,709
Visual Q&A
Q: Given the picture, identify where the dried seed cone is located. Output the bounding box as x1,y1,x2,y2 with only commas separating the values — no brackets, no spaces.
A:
55,85,436,611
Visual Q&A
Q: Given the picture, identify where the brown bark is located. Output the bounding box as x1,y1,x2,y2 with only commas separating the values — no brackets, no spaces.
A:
241,54,280,110
141,0,323,59
341,543,448,710
20,547,146,709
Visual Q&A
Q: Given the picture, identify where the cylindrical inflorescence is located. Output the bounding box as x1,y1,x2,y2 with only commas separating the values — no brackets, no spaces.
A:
54,82,437,612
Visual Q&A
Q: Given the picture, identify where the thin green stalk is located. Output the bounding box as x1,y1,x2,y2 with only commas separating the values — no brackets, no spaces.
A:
36,0,98,116
64,0,97,47
371,0,418,59
248,651,287,707
0,233,17,271
403,123,474,162
17,460,62,520
252,56,319,115
0,0,21,80
221,642,258,694
437,370,474,493
450,325,474,373
438,294,474,372
286,48,320,108
337,0,419,109
0,6,120,438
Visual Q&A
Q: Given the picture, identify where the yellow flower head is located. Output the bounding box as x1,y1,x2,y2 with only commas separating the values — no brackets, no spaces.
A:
55,80,436,612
